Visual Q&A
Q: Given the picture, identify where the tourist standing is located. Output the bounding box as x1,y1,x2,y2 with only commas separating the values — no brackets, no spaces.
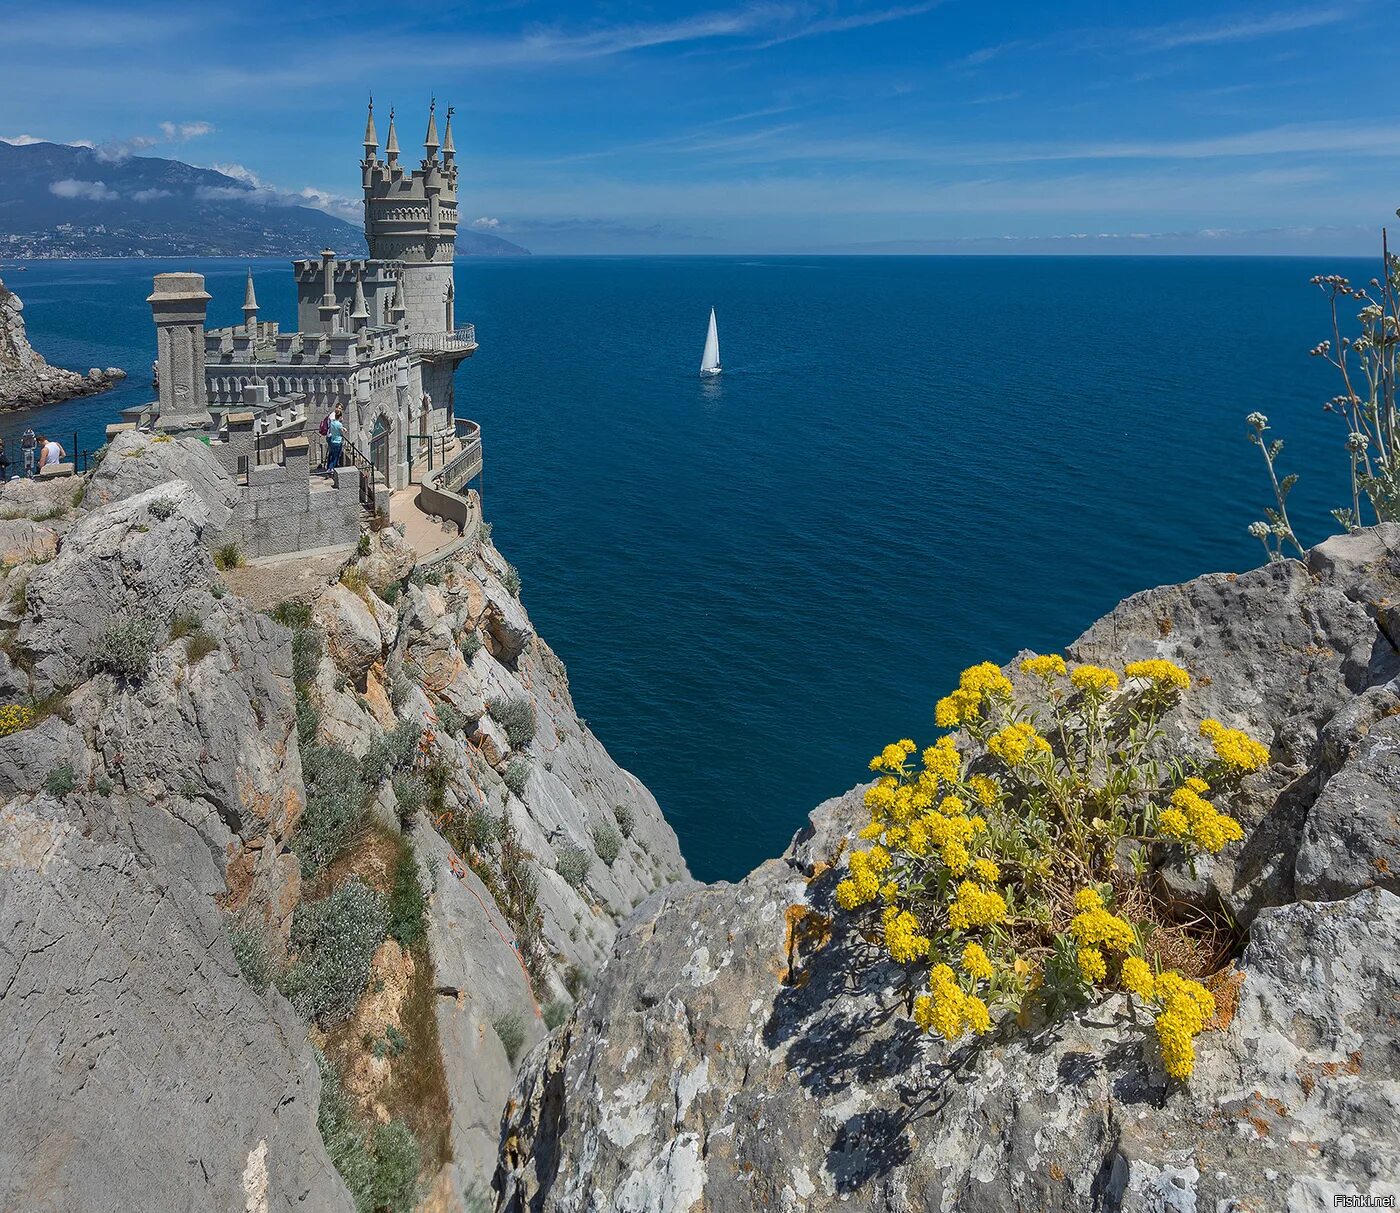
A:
326,406,345,474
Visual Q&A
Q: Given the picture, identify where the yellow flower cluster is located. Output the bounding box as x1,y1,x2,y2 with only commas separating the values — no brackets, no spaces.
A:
1123,969,1216,1079
961,942,995,982
948,879,1008,930
922,735,960,784
1077,946,1107,983
912,964,993,1040
1124,659,1191,692
0,703,36,738
1068,888,1135,953
935,662,1013,727
1157,778,1244,853
1070,664,1120,695
883,906,931,963
869,738,917,774
1020,653,1067,679
967,773,999,806
1120,956,1155,998
835,845,891,910
1200,719,1270,772
987,721,1050,766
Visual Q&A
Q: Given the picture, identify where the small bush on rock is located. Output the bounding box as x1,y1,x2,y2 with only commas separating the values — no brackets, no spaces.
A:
556,842,591,890
387,842,427,949
271,599,313,629
501,563,521,597
460,631,482,661
493,1012,527,1064
147,498,176,521
369,1120,423,1212
279,878,388,1026
488,696,535,749
185,630,218,664
213,542,243,571
465,805,501,850
228,911,276,993
613,803,635,838
835,656,1257,1081
392,774,426,820
592,823,621,866
362,720,422,788
435,700,466,736
169,609,201,639
542,999,571,1030
93,611,159,681
293,743,368,877
503,758,530,799
45,763,75,798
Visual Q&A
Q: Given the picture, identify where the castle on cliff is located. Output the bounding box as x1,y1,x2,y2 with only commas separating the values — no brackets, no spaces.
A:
120,101,483,559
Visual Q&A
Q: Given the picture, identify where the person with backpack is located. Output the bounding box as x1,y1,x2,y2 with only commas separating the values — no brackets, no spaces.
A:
325,406,345,475
318,411,331,471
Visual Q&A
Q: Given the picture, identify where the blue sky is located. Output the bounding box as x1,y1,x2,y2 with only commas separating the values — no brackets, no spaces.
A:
3,0,1398,253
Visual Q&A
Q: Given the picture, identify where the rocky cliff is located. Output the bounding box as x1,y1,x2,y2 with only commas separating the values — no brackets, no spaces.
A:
0,276,125,410
497,533,1400,1212
0,440,683,1211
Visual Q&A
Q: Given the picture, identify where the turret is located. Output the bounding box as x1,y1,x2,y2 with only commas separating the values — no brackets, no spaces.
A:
351,269,369,334
318,249,338,334
388,276,406,328
423,98,439,161
442,106,455,164
385,107,399,166
148,272,213,432
363,97,378,158
241,267,259,336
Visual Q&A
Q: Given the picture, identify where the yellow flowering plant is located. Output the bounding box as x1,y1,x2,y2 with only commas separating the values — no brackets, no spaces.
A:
839,654,1260,1080
0,703,36,738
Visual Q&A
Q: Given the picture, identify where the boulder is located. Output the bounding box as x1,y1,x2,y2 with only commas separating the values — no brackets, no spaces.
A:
83,430,238,533
312,583,382,679
358,526,415,588
0,518,59,567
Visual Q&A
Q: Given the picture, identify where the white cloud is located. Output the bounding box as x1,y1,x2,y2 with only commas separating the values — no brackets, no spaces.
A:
210,162,265,187
1,134,46,146
131,188,173,202
201,163,359,222
471,216,502,229
159,120,214,140
49,178,118,201
95,135,157,163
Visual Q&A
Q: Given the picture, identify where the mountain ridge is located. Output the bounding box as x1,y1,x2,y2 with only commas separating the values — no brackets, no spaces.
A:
0,141,529,258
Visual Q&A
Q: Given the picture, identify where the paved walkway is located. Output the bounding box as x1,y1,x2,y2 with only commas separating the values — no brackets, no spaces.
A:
388,483,462,563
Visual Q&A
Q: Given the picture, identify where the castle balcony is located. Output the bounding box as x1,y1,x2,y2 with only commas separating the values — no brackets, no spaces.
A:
413,325,477,357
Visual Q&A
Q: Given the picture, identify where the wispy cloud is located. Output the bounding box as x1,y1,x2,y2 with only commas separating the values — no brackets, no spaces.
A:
159,120,215,140
49,178,118,201
1132,6,1352,51
748,1,944,49
207,161,360,222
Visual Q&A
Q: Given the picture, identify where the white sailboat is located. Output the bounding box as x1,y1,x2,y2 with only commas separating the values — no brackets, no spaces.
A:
699,307,721,377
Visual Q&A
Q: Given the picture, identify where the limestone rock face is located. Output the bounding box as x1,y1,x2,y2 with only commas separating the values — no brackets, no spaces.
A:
83,429,239,531
0,276,126,410
498,789,1400,1213
313,582,383,679
0,486,347,1211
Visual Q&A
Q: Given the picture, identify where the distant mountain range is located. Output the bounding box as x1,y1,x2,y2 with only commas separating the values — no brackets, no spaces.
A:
0,140,529,259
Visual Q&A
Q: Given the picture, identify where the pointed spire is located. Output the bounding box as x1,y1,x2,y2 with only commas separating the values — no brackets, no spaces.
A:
442,105,455,160
385,107,399,164
389,275,406,324
242,267,258,312
424,97,440,159
351,269,369,328
363,96,378,156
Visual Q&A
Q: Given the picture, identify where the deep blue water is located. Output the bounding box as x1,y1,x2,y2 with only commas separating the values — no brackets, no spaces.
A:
5,254,1370,880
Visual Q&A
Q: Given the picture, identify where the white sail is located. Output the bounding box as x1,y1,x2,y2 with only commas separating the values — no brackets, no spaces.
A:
700,307,721,375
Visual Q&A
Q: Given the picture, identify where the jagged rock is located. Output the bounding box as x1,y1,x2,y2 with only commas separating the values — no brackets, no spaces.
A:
0,713,91,801
472,712,510,766
1296,711,1400,899
415,816,543,1185
359,526,415,588
401,585,462,691
498,783,1400,1213
0,473,78,523
20,482,219,694
0,276,126,409
0,518,59,567
312,583,383,680
479,566,532,666
83,430,238,532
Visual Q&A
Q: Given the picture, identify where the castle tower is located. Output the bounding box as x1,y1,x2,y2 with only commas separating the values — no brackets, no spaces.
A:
148,272,213,432
362,98,458,340
241,268,259,336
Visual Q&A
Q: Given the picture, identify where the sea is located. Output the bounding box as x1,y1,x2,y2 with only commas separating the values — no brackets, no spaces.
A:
4,254,1370,881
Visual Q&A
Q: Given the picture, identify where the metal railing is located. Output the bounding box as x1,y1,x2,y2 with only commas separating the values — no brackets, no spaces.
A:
413,325,477,354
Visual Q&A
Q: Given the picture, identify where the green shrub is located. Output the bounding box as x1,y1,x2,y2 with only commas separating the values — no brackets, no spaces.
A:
493,1012,527,1064
211,582,227,600
370,1119,422,1212
45,763,75,798
293,743,368,877
460,631,482,660
390,672,412,709
95,775,113,796
488,696,535,749
466,804,500,850
378,582,401,605
501,564,521,597
361,720,422,787
271,599,313,629
503,758,530,799
169,609,201,639
148,498,176,521
357,533,371,557
556,842,592,890
93,611,159,681
291,627,322,691
185,630,218,663
314,1051,376,1204
278,878,388,1026
213,541,243,571
592,823,622,866
387,843,427,949
296,698,319,746
613,803,635,838
542,999,571,1030
435,700,466,736
392,774,426,820
228,910,276,993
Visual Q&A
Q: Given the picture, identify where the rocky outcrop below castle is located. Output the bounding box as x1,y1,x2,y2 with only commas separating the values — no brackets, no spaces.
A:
0,439,683,1210
497,535,1400,1211
0,276,125,410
